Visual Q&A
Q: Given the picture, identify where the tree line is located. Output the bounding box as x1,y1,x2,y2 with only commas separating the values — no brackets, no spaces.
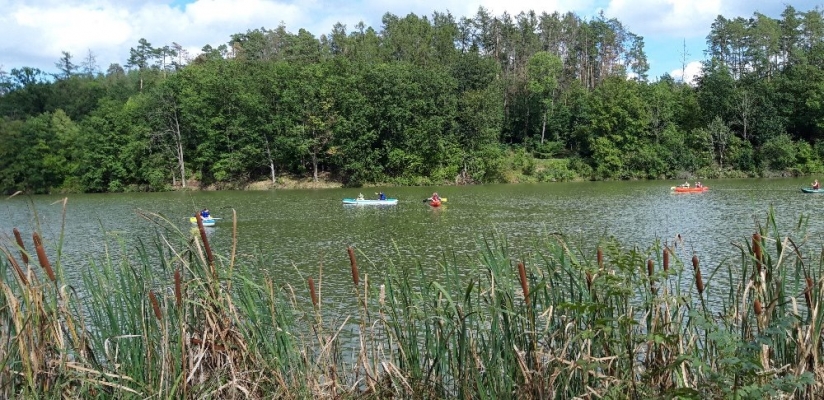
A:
1,5,824,194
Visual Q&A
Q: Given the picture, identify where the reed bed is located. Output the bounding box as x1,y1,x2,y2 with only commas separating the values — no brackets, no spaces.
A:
0,206,822,398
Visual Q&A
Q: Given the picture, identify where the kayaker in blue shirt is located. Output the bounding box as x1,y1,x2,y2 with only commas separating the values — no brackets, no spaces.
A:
200,209,211,219
379,192,386,200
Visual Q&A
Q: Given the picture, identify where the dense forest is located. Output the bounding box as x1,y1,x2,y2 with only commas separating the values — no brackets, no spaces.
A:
2,5,824,194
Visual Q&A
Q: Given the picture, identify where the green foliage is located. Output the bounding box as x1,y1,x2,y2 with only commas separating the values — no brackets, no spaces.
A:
761,134,797,171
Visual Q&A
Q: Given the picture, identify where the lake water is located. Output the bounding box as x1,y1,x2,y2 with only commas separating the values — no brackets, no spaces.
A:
2,178,823,304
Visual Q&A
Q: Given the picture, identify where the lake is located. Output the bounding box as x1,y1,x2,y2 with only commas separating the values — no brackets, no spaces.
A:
2,177,823,304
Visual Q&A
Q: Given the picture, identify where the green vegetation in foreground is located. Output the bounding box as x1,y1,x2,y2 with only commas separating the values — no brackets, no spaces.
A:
0,208,823,398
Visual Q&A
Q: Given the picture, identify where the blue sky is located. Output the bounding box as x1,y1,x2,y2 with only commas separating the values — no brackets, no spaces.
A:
0,0,821,83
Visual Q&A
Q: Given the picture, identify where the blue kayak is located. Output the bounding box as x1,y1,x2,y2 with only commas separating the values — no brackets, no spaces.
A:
342,198,398,205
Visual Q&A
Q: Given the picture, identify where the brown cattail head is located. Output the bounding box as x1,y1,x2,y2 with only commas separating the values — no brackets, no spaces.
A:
754,298,762,315
805,276,814,309
2,247,28,285
308,277,318,307
347,246,359,286
149,290,162,321
647,259,654,277
585,271,593,292
752,233,762,274
13,228,28,264
197,216,214,269
691,254,699,271
695,268,704,295
32,233,56,282
174,269,182,308
517,261,530,306
663,246,669,272
597,247,604,269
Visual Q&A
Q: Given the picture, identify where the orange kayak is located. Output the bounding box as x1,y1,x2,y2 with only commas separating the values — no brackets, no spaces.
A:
673,186,709,193
430,199,442,207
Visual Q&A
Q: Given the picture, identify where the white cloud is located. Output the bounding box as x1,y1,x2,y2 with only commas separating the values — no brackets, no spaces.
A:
670,61,704,85
604,0,722,38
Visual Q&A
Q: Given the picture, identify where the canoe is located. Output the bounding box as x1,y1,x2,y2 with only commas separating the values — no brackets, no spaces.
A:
801,187,824,193
342,198,398,205
672,186,709,193
190,217,217,227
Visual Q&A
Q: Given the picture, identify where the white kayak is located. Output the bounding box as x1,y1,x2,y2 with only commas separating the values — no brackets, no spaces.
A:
190,217,218,226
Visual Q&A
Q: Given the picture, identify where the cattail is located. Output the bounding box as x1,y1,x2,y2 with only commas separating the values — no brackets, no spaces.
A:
2,248,28,285
662,246,669,272
585,271,593,292
754,298,762,315
379,284,385,307
149,290,162,321
518,261,530,306
597,247,604,269
692,255,704,295
308,277,318,307
13,228,28,264
197,215,214,268
174,269,182,308
347,246,359,286
648,259,657,294
32,233,56,282
805,276,814,309
752,233,762,274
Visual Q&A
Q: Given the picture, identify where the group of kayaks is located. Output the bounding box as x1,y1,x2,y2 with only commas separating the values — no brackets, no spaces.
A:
342,196,446,207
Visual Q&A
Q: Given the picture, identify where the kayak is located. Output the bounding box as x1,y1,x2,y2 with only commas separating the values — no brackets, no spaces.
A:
190,217,217,227
801,187,824,193
342,198,398,205
429,199,442,207
672,186,709,193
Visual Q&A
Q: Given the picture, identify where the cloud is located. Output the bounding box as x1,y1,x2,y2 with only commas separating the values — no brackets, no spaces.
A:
670,61,704,85
604,0,722,38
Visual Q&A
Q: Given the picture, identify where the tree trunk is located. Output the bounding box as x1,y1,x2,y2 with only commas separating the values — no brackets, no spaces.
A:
541,109,547,145
311,151,319,182
264,135,276,184
171,109,186,188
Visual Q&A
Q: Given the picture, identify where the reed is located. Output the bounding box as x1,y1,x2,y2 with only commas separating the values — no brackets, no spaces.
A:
0,208,822,398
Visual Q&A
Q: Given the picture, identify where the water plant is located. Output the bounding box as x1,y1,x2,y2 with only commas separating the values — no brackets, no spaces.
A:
0,205,821,398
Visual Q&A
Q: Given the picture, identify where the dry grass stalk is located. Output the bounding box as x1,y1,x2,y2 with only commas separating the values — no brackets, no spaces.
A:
13,227,28,264
32,233,56,282
348,246,359,286
1,246,29,285
175,269,183,308
518,261,529,306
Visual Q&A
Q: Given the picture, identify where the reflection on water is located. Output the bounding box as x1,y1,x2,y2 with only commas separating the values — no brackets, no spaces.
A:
2,177,823,309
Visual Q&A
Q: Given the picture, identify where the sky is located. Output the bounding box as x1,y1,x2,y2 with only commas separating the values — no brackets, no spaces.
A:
0,0,821,83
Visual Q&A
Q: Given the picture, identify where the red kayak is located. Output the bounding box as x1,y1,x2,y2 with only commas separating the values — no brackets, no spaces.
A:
429,199,442,207
672,186,709,193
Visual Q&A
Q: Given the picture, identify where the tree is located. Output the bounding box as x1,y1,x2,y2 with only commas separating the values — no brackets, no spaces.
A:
55,51,77,79
527,51,562,144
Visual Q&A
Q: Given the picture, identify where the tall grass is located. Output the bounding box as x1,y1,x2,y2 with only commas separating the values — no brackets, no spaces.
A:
0,205,822,398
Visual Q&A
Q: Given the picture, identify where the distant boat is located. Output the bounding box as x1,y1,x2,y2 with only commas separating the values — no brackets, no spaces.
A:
342,198,398,205
671,186,709,193
801,187,824,193
190,216,218,226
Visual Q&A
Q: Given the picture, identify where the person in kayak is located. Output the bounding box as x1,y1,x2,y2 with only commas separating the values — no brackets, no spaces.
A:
430,192,441,202
200,209,211,219
357,193,365,200
813,179,820,190
379,192,386,200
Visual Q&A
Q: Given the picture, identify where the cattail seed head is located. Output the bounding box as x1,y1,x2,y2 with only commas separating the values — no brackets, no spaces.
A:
174,269,182,308
647,259,654,277
149,291,162,321
663,246,669,272
695,268,704,295
308,277,318,307
597,247,604,269
752,233,762,274
347,246,359,286
33,233,56,282
754,298,762,315
805,276,814,309
197,216,214,269
517,261,529,306
13,228,28,264
691,254,699,271
585,271,593,292
379,284,385,307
